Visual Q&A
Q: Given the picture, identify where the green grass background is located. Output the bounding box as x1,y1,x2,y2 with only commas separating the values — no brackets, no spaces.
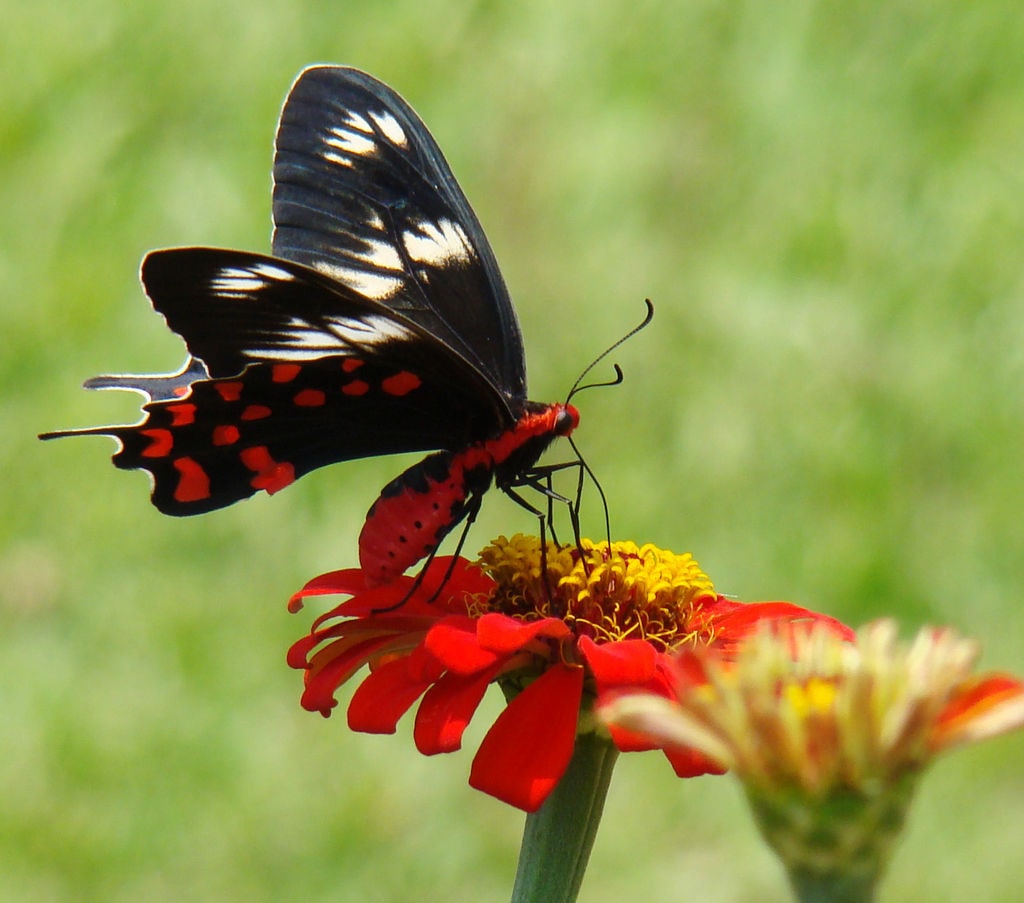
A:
5,2,1024,900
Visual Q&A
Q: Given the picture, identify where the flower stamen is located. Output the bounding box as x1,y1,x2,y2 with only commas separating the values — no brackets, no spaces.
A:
477,535,717,651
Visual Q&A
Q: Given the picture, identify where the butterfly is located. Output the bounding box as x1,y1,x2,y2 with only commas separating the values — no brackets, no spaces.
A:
41,65,581,587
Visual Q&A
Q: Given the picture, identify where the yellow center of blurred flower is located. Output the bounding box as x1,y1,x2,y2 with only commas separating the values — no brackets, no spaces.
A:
784,678,838,718
475,535,717,650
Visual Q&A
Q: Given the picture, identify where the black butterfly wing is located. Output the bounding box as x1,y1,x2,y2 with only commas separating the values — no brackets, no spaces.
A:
42,250,515,515
103,353,496,516
271,65,527,410
42,66,534,517
137,247,511,433
81,357,211,401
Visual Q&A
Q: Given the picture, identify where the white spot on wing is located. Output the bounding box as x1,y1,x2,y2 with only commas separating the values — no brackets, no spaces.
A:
312,261,404,300
241,313,413,360
321,151,354,168
253,262,296,281
344,111,372,133
236,313,378,362
249,316,349,359
370,110,407,147
245,345,341,361
360,237,403,272
210,263,296,295
253,344,341,360
402,219,473,267
324,124,376,157
325,313,415,346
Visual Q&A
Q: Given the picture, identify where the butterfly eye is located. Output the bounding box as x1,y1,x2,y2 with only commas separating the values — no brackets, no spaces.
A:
554,406,579,436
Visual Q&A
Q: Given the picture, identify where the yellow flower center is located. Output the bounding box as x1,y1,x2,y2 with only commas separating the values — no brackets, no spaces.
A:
784,677,839,718
475,535,717,651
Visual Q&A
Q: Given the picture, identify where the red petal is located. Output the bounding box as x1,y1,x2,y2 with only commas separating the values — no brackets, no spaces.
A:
296,634,403,715
475,613,571,653
469,665,584,812
424,616,502,673
578,637,659,688
413,664,501,754
299,678,341,717
288,622,394,670
667,651,712,691
708,598,855,652
433,557,498,598
662,745,728,778
935,672,1024,744
347,656,433,733
289,556,491,617
288,568,367,612
605,721,661,753
299,649,355,716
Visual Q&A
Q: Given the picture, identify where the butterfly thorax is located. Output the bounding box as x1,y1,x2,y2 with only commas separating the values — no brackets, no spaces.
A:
490,401,579,489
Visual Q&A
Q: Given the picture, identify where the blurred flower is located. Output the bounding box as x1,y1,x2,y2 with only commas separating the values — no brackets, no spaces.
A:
288,535,851,811
600,619,1024,900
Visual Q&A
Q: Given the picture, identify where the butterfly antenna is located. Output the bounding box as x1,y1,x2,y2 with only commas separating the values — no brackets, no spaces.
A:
566,298,654,404
559,299,653,551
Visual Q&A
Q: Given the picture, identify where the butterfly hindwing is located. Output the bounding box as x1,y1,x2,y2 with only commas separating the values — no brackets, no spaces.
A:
82,357,210,402
73,351,504,516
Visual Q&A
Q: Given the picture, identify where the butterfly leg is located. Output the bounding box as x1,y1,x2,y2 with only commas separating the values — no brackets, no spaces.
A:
497,484,556,603
505,459,588,570
519,460,586,548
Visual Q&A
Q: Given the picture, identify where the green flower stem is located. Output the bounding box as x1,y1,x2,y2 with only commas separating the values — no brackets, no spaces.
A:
509,732,619,903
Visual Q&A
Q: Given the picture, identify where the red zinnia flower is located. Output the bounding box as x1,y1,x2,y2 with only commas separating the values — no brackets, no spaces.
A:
288,535,853,811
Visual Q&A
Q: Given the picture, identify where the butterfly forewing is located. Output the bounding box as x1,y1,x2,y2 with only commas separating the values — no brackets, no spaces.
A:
271,66,526,409
140,245,513,426
143,247,413,375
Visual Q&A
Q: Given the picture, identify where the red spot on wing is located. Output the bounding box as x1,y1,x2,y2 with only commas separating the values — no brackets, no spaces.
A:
140,428,173,457
342,380,370,396
166,403,197,426
272,363,302,383
172,386,190,398
342,358,364,373
213,425,240,446
241,404,272,421
215,382,244,402
240,446,295,494
381,371,421,397
293,388,326,407
173,457,211,503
